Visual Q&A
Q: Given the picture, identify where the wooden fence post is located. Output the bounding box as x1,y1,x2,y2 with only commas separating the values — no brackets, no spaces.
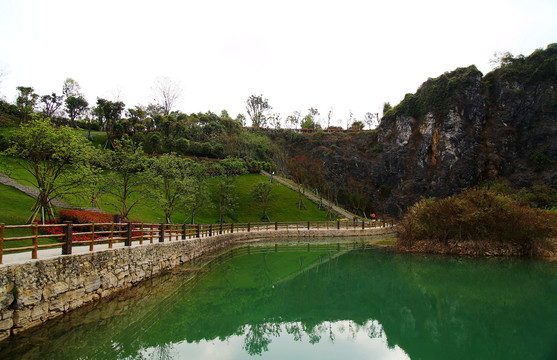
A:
62,221,73,255
90,222,95,251
307,221,310,230
362,220,365,230
247,223,250,232
275,222,278,231
196,224,200,238
231,223,234,233
182,223,187,240
0,223,4,264
337,221,340,230
219,222,222,235
109,223,114,248
159,223,165,243
209,224,213,237
125,222,133,246
32,223,38,259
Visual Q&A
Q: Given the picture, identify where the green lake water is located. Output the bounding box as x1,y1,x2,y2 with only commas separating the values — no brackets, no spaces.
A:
1,244,557,359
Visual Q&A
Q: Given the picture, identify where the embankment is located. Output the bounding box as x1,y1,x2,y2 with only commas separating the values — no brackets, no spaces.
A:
0,227,395,341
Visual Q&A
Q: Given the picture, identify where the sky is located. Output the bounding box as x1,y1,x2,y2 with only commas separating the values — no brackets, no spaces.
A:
0,0,556,127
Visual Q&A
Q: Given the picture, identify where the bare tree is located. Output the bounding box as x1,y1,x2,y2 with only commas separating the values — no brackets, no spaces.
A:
152,76,182,115
286,110,301,129
327,108,334,130
364,112,379,130
0,65,6,99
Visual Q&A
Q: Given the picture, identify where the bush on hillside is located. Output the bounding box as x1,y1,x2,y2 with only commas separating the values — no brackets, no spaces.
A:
398,189,557,255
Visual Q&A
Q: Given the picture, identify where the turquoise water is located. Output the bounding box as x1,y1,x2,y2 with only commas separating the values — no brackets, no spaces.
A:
1,246,557,359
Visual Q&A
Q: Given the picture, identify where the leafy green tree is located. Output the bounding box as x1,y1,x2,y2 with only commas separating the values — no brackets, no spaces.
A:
251,182,275,221
382,102,392,115
236,113,246,127
127,106,147,133
147,154,193,223
350,120,365,130
2,117,96,223
62,78,82,98
65,95,89,127
213,176,238,223
16,86,39,122
246,94,272,127
94,98,125,135
40,93,64,119
102,143,148,219
300,108,320,130
184,164,212,224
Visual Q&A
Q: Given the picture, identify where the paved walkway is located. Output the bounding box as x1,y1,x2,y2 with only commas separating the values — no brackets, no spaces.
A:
0,172,74,208
261,170,356,219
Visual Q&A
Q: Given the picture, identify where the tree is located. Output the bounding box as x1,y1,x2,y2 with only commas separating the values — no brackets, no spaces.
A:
16,86,39,122
102,143,148,219
346,110,355,130
382,102,392,115
127,106,147,133
489,51,514,70
62,78,82,98
288,154,311,209
152,76,182,115
300,108,320,130
213,176,238,223
350,120,365,130
326,108,334,130
245,94,272,127
148,154,193,223
184,164,212,224
364,112,378,130
40,93,64,119
268,113,282,129
0,65,6,98
286,111,301,129
236,113,246,127
94,98,125,135
65,95,88,127
2,117,96,223
251,182,275,221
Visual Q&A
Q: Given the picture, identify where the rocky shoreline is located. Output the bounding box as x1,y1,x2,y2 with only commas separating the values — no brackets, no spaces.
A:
394,238,557,257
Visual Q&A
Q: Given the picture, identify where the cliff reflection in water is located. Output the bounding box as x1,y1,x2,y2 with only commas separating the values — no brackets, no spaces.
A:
1,247,557,360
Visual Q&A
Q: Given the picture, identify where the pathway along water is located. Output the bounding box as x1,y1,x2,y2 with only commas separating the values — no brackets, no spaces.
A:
1,242,556,360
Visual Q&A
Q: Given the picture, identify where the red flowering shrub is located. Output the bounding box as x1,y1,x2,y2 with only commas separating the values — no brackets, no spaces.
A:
58,209,114,224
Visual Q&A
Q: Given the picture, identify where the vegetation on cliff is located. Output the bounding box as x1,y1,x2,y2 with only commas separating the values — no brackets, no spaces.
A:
397,188,557,256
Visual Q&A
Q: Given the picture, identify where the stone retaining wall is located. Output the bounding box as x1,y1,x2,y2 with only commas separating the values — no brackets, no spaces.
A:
0,227,395,341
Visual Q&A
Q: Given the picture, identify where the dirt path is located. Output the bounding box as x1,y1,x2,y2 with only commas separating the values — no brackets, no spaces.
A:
260,170,357,219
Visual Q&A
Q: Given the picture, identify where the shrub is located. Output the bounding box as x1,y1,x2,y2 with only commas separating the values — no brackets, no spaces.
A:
58,209,114,224
398,189,557,253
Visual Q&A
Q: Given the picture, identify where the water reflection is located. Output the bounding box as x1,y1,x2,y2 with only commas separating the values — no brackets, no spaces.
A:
1,247,557,360
136,320,409,360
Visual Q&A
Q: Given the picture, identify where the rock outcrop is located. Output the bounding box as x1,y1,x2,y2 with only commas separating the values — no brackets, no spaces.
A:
277,44,557,217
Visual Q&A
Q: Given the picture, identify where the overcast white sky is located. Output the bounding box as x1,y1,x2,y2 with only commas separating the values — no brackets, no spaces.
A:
0,0,556,127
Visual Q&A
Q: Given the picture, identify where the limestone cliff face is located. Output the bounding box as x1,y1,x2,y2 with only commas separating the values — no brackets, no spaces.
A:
278,44,557,217
373,46,557,215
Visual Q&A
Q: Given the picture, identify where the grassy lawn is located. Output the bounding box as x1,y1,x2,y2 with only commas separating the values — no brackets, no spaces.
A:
0,183,60,249
0,171,335,226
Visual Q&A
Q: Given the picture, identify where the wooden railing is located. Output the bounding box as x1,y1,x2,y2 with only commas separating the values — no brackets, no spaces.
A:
0,219,395,264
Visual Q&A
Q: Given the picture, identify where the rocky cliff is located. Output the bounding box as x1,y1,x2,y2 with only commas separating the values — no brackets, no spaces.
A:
276,44,557,217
